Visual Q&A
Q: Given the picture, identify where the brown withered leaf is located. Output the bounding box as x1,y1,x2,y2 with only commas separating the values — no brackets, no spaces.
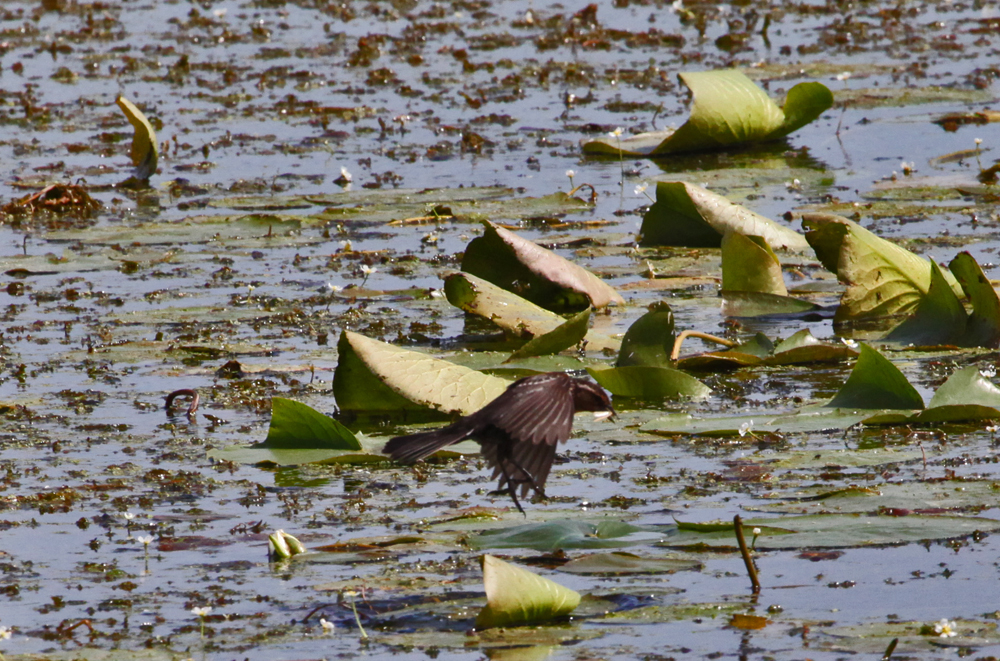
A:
462,220,625,311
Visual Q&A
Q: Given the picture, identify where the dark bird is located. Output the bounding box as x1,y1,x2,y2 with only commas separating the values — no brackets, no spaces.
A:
383,372,614,514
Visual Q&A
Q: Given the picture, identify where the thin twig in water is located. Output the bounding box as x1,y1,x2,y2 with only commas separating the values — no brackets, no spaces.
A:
734,515,761,594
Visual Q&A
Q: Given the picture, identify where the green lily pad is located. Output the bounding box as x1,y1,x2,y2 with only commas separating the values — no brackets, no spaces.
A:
616,302,676,368
208,398,388,466
450,352,606,376
306,185,514,208
468,519,668,552
640,181,809,251
645,357,1000,434
586,365,711,400
814,619,1000,655
475,555,581,629
443,272,621,353
641,408,893,436
582,70,832,156
928,365,1000,409
2,250,128,275
720,290,826,318
949,251,1000,348
883,260,968,346
305,188,591,227
838,84,994,109
63,340,276,364
596,601,748,624
207,440,388,467
802,212,963,327
378,625,602,651
333,330,510,415
721,232,787,295
754,479,1000,515
731,332,775,358
48,214,308,247
827,343,924,409
265,397,362,450
660,513,1000,550
207,195,315,211
765,329,858,365
507,308,592,362
763,447,924,470
557,552,701,575
674,332,773,371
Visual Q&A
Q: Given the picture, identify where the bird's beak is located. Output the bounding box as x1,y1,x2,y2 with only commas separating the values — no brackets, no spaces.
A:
593,409,615,422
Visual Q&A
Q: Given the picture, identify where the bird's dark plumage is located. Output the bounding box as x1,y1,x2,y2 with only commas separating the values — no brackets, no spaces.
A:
383,372,614,514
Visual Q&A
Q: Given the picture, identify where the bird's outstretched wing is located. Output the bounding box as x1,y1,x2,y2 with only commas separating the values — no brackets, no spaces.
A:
383,372,609,514
473,372,576,447
473,373,577,508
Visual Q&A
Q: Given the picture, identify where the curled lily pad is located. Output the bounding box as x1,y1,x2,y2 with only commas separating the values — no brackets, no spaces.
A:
826,343,924,410
883,251,1000,348
116,95,158,180
616,302,676,368
928,365,1000,409
903,374,1000,424
582,70,832,157
333,330,509,416
266,397,361,450
648,348,1000,436
883,259,968,346
765,329,858,365
721,232,787,295
806,216,1000,346
586,365,711,400
444,272,621,353
463,221,624,311
474,555,581,629
507,308,591,362
208,398,386,466
802,212,963,327
949,251,1000,348
640,181,809,251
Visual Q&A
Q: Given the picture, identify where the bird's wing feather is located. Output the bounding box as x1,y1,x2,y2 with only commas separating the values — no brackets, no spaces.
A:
480,431,558,497
479,373,575,446
386,373,605,509
383,420,477,463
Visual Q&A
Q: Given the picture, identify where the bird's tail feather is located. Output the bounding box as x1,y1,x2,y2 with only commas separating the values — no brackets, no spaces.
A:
383,424,474,463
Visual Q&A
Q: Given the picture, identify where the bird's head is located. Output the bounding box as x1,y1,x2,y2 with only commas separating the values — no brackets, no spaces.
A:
571,378,615,421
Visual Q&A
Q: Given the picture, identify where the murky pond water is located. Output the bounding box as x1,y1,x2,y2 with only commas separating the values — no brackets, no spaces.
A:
2,0,1000,659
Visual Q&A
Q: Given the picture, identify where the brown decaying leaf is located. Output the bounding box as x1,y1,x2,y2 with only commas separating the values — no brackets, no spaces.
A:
464,220,625,309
